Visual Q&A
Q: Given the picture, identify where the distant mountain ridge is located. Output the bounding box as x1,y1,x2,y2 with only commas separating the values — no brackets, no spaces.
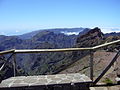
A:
18,27,89,39
105,32,120,37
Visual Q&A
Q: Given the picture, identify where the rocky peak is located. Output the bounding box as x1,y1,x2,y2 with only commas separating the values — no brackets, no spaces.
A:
76,27,104,48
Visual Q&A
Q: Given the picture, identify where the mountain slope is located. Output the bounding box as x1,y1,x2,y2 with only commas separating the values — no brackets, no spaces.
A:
59,28,120,85
0,28,91,77
26,27,104,75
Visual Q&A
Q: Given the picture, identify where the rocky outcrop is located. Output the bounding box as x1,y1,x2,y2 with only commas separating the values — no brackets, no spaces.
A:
76,27,104,48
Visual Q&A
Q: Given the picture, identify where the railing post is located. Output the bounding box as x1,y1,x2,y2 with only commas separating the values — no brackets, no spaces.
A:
13,53,16,77
89,50,94,81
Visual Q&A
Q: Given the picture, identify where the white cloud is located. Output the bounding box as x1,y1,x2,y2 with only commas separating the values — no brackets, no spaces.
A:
101,27,120,34
0,32,5,35
15,30,20,33
61,31,79,35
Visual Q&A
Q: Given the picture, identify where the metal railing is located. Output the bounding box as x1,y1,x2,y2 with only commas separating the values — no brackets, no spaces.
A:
0,39,120,84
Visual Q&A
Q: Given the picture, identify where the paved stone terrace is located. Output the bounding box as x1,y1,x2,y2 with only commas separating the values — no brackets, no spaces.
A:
0,73,92,90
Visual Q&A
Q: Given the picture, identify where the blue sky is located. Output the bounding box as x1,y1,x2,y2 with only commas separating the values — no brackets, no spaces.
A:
0,0,120,35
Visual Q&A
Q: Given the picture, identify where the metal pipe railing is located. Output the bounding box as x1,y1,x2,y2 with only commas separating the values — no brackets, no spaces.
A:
0,49,15,55
0,40,120,82
0,40,120,54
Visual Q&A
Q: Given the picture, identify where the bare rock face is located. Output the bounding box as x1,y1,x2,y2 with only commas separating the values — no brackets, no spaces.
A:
76,27,104,48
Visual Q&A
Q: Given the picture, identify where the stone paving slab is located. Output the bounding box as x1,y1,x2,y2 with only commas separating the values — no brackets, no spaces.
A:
0,73,92,88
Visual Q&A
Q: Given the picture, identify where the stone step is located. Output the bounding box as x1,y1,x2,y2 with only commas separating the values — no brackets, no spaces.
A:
90,87,108,90
0,73,92,90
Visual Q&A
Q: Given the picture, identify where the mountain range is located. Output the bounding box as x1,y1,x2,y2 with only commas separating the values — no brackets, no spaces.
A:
18,27,89,39
0,27,120,81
